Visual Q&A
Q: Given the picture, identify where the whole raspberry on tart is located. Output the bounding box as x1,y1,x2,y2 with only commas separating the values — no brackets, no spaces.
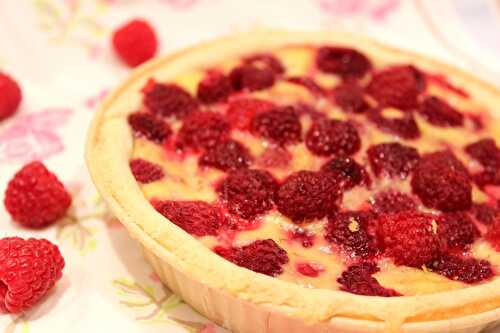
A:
87,31,500,333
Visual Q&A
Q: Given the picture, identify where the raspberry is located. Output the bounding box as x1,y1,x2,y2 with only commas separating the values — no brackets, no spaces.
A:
214,239,288,276
320,157,370,190
177,111,230,150
153,200,223,236
485,220,500,251
229,64,275,92
276,171,340,223
473,170,500,188
376,211,442,267
226,98,275,130
465,138,500,169
305,119,361,157
250,106,302,145
128,112,172,144
288,228,315,248
112,19,157,67
367,108,421,139
367,142,420,179
286,76,326,95
325,211,378,258
143,80,198,119
196,72,232,104
366,65,424,110
4,162,72,228
216,169,278,219
371,191,416,215
411,151,472,212
430,255,493,284
199,139,252,171
337,262,400,297
332,82,369,113
470,203,499,225
316,47,372,79
418,96,464,127
243,53,285,75
438,212,478,250
130,158,164,183
0,237,64,313
296,262,324,277
0,72,22,121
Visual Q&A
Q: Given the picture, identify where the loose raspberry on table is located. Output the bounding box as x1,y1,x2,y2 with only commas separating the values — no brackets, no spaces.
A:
197,72,232,104
214,239,289,276
286,76,326,96
367,108,421,139
411,151,472,212
0,72,22,121
305,119,361,157
112,19,157,67
325,211,378,258
142,80,198,119
418,96,464,127
371,191,417,215
437,212,478,250
367,142,420,179
320,157,370,190
470,203,500,225
199,139,253,171
332,82,369,113
243,53,285,75
216,169,278,219
0,237,65,313
226,97,275,130
229,64,275,92
316,46,372,79
177,111,230,150
296,262,324,277
276,171,340,223
154,200,223,236
366,65,424,110
376,211,442,267
250,106,302,146
429,255,493,284
465,138,500,169
4,162,72,228
130,158,164,183
128,112,172,144
337,262,400,297
288,228,316,248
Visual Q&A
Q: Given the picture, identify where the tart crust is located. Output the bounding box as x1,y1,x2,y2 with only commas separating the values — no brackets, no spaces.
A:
86,30,500,333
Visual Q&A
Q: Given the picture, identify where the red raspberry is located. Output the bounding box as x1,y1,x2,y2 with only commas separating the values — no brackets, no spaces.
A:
226,98,275,130
0,72,22,121
376,211,442,267
199,139,253,171
216,169,278,219
465,138,500,169
196,72,232,104
288,228,316,248
305,119,361,157
316,47,372,79
437,212,478,250
367,108,421,139
177,111,230,150
418,96,464,127
257,146,292,169
429,255,493,284
250,106,302,146
296,262,324,277
485,220,500,251
153,200,223,236
229,64,275,92
332,82,369,113
112,19,157,67
243,53,285,75
470,203,500,225
130,158,164,183
320,157,370,190
337,262,400,297
473,170,500,188
142,80,198,119
366,65,424,110
411,151,472,212
325,211,378,258
276,171,340,223
4,162,71,228
367,142,420,179
0,237,64,313
128,112,172,143
214,239,289,276
286,76,326,96
371,191,416,215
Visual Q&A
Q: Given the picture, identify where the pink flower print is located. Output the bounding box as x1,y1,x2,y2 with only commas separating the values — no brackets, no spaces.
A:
162,0,202,10
85,89,109,110
316,0,400,22
199,324,216,333
0,108,72,163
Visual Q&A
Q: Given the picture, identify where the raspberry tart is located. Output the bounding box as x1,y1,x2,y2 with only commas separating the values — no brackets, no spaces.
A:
86,31,500,333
